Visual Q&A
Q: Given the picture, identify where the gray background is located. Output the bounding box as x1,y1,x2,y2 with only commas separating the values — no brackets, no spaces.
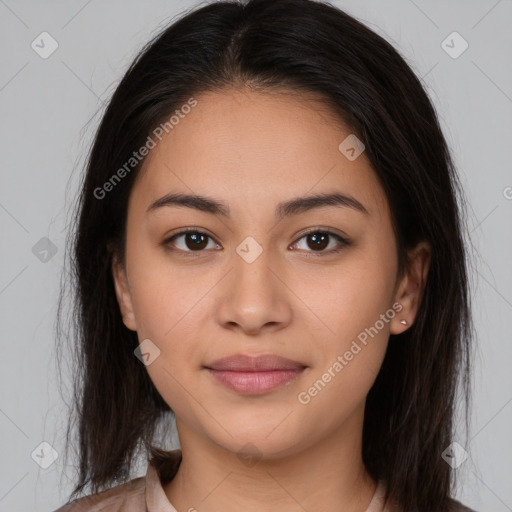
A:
1,0,511,510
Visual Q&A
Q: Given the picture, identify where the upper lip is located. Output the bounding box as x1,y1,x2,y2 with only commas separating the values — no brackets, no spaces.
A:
205,354,307,372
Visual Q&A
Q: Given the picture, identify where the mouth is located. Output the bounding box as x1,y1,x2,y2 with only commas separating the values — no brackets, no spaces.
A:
204,354,307,395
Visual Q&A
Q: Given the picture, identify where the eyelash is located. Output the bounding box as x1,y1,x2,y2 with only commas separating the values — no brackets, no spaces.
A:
163,227,350,258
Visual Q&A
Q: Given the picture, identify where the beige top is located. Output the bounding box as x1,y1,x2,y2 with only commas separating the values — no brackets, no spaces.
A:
54,449,473,512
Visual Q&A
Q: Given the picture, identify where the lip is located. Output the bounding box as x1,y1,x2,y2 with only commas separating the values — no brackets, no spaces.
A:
205,354,307,395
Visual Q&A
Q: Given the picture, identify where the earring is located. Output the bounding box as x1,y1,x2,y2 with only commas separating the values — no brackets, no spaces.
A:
400,320,408,326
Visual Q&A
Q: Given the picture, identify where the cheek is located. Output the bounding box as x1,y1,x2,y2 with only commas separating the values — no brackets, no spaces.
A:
297,250,397,345
127,266,204,414
293,243,396,403
130,274,202,351
295,294,391,431
126,238,199,336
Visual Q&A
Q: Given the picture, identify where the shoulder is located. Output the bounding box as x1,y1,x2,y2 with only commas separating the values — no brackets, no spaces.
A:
380,489,477,512
53,449,182,512
53,476,146,512
448,498,478,512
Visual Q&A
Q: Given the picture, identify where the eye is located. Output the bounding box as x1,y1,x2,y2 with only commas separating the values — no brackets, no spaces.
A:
164,228,220,253
290,229,349,256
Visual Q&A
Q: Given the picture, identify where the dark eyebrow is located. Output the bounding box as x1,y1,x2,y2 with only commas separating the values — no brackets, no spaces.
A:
146,191,368,219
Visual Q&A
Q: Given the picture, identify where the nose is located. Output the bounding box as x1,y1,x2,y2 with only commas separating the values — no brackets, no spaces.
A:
214,246,293,336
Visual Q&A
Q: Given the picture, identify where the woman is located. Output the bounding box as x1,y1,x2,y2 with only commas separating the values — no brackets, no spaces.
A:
55,0,475,510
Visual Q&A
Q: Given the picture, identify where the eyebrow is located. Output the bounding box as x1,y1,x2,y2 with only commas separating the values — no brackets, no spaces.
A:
146,191,369,219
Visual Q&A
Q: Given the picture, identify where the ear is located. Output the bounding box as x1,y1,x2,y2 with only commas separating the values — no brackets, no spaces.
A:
390,241,431,335
111,252,138,332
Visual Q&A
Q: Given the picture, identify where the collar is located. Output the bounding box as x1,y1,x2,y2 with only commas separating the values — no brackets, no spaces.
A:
145,449,182,512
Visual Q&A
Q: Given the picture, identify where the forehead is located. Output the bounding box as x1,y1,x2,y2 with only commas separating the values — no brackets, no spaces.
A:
131,88,390,220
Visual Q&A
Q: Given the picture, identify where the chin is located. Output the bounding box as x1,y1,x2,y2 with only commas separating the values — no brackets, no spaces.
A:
202,421,311,462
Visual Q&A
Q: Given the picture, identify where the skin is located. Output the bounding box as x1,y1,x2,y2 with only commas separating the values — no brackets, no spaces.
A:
112,88,430,512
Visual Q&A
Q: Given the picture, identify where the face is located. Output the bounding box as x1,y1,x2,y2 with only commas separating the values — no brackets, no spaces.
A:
112,88,428,460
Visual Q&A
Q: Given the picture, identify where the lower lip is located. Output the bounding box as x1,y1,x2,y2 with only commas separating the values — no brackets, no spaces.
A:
206,368,305,395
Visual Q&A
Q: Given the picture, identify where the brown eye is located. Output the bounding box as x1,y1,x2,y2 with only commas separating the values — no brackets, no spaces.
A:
306,232,329,251
182,232,209,250
165,230,220,252
291,230,349,255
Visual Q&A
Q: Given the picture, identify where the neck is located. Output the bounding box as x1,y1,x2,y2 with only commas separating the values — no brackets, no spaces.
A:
164,407,377,512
